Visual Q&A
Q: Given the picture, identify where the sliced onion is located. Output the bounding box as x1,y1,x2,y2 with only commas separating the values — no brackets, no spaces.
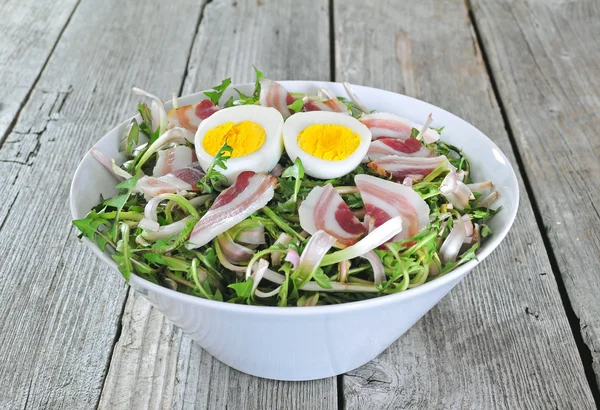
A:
140,193,173,232
476,190,499,208
111,159,134,180
90,148,125,181
142,215,194,241
439,214,467,263
284,249,300,269
338,260,350,283
132,87,168,136
318,87,337,100
293,230,337,286
135,127,191,171
255,286,281,299
270,163,284,177
214,239,247,272
271,233,293,266
321,216,403,266
363,214,376,234
217,232,254,263
457,170,468,182
462,214,474,239
343,82,370,113
440,171,474,211
235,226,265,245
402,177,413,187
415,113,434,142
466,181,493,194
361,251,385,286
251,259,270,293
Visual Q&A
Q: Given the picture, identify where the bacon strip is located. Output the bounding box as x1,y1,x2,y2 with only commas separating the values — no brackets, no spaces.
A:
259,77,295,117
136,162,205,199
355,174,430,240
368,154,452,182
187,171,277,249
167,100,220,133
367,137,432,160
152,145,194,177
299,184,365,246
359,112,440,142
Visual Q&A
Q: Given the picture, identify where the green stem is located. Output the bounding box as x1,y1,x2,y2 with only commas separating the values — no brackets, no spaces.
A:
262,206,305,241
166,270,196,289
101,211,144,221
190,259,214,300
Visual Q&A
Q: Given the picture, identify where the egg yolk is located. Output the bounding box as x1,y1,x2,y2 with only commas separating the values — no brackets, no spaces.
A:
297,124,360,161
203,121,266,157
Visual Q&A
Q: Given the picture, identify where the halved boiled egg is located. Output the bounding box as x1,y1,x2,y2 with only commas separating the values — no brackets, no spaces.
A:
283,112,371,179
195,105,284,183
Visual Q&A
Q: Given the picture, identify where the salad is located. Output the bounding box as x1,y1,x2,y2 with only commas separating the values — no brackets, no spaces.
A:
74,68,500,307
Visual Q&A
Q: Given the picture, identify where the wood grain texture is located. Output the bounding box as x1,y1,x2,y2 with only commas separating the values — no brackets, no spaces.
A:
470,0,600,390
99,1,336,409
335,0,596,408
0,0,204,408
0,0,80,144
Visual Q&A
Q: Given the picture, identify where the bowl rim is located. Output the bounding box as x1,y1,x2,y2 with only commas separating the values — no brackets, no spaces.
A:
70,80,519,316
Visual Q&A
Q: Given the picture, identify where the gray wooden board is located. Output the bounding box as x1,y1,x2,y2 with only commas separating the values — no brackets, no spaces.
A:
470,0,600,391
335,0,596,408
0,0,204,408
98,0,337,409
0,0,80,144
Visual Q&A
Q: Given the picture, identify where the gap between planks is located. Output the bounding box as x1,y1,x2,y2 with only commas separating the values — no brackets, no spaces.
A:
0,0,83,149
464,0,600,404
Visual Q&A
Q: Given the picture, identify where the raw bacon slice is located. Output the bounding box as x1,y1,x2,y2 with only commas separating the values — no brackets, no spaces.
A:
367,138,432,160
368,155,452,182
355,174,430,240
187,171,277,249
259,77,295,117
167,99,220,132
136,162,205,199
303,97,350,115
152,145,194,177
359,112,440,142
299,184,366,246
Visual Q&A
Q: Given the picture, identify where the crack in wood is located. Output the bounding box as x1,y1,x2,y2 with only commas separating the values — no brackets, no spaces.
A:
0,191,19,233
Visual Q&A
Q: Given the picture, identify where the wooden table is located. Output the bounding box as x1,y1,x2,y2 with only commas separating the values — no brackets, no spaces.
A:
0,0,598,408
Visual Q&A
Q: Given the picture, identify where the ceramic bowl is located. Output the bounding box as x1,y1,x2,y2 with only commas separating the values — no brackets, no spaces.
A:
70,81,519,381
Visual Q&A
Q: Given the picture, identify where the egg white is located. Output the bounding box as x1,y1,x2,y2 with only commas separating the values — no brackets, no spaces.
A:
194,105,284,184
283,111,372,179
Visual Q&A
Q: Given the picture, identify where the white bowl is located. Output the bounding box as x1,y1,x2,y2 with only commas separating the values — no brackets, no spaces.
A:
70,81,519,381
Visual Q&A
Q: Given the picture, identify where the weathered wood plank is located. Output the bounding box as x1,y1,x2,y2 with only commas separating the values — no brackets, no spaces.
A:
470,0,600,391
0,0,204,408
335,0,596,408
0,0,80,144
99,1,336,409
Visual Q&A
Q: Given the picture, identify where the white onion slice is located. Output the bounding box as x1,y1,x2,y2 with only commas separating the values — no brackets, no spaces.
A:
343,82,370,113
439,215,467,263
321,216,403,266
361,251,385,286
132,87,168,136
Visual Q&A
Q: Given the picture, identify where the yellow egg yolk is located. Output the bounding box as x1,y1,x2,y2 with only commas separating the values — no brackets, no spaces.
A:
297,124,360,161
203,121,266,157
